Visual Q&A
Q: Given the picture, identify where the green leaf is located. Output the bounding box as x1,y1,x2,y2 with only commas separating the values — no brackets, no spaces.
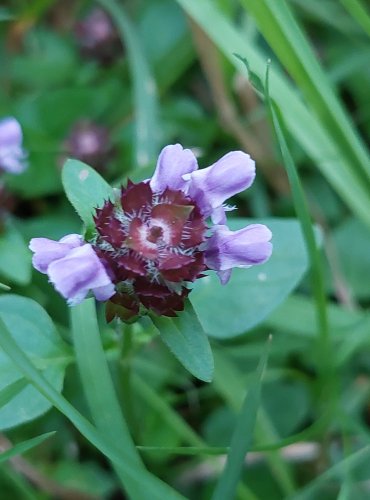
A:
71,299,164,499
192,218,309,339
0,378,28,408
0,295,70,430
150,300,214,382
0,432,55,465
0,220,31,285
290,444,370,500
97,0,160,166
0,283,10,291
330,217,370,299
212,338,270,500
61,159,114,232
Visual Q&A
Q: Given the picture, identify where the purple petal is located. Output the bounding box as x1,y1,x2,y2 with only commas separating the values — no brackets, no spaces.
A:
0,117,27,174
188,151,255,217
205,224,272,281
29,234,83,274
150,144,198,193
47,244,115,306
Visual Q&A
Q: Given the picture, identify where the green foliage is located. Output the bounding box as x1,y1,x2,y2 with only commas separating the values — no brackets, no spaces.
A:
151,300,214,382
0,0,369,497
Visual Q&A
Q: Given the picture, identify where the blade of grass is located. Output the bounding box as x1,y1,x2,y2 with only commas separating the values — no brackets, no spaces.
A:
340,0,370,37
213,348,296,495
70,299,150,497
240,0,370,186
212,338,270,500
263,63,331,386
290,444,370,500
0,432,55,464
0,316,184,500
175,0,370,228
0,283,10,291
0,378,28,407
137,446,229,456
97,0,160,167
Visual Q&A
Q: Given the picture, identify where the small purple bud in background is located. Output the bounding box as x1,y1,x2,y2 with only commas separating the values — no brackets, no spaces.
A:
0,117,27,175
63,120,112,172
74,7,123,65
29,234,115,306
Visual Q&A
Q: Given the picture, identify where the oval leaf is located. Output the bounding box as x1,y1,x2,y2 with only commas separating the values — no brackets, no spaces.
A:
0,220,31,285
62,159,114,231
192,218,309,338
0,295,71,430
150,300,214,382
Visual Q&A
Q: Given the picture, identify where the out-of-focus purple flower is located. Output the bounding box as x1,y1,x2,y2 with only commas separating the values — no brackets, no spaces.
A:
0,117,27,174
63,120,112,172
74,8,122,65
205,224,273,284
29,234,115,306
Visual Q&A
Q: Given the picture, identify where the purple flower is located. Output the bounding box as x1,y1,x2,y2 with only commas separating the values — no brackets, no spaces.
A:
30,143,272,318
205,224,273,284
29,234,115,306
0,117,27,174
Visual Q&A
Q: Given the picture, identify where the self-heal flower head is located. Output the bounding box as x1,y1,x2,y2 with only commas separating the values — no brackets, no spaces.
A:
0,117,27,174
29,144,272,318
29,235,115,306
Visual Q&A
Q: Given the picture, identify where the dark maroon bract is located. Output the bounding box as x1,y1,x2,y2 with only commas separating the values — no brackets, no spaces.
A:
93,181,207,319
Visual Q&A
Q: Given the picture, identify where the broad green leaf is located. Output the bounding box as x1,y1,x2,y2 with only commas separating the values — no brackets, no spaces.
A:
0,295,70,430
0,315,184,500
212,339,270,500
0,432,55,465
192,218,309,338
175,0,370,228
62,159,114,232
150,300,214,382
331,217,370,299
98,0,160,167
0,220,31,285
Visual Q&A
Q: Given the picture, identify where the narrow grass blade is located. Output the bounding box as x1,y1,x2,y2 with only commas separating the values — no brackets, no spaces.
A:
241,0,370,185
340,0,370,37
71,299,144,494
0,283,10,291
212,338,270,500
97,0,160,167
0,378,28,408
133,374,204,447
290,444,370,500
0,432,55,464
263,65,330,378
0,316,184,500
